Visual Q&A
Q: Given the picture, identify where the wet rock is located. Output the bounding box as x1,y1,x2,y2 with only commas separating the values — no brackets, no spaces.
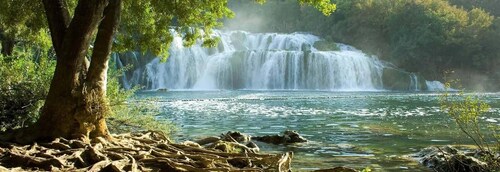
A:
382,68,427,91
414,145,489,172
208,141,258,153
313,40,339,51
156,88,168,92
254,130,308,145
222,131,251,143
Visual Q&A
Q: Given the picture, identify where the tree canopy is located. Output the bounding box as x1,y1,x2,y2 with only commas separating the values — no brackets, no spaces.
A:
226,0,500,91
0,0,335,59
0,0,336,141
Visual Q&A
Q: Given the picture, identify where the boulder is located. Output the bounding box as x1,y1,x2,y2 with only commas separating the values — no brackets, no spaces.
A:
382,68,427,91
253,130,308,145
382,68,411,90
414,145,489,172
313,40,339,51
222,131,251,143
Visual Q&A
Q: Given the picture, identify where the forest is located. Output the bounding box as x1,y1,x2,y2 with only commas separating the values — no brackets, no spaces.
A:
226,0,500,91
0,0,500,171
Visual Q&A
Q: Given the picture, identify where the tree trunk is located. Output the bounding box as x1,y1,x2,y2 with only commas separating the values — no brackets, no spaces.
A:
19,0,118,142
84,0,122,139
0,33,14,56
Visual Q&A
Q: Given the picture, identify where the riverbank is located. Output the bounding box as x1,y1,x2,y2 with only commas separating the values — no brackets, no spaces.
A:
0,131,295,171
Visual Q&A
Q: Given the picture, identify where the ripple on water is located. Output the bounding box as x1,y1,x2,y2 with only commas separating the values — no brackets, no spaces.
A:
144,91,500,171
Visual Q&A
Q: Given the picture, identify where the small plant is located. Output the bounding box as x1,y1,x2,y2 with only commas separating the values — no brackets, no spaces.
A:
106,61,176,137
439,72,500,169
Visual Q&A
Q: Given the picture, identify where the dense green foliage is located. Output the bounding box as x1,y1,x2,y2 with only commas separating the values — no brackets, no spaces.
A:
227,0,500,91
0,48,54,130
0,48,175,135
0,0,335,137
106,62,176,135
1,0,335,60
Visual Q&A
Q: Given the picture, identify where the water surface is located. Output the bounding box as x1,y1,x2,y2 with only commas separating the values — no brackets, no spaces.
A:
136,91,500,171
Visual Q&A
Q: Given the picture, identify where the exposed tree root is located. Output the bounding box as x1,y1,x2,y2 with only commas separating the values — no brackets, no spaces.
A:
0,131,293,171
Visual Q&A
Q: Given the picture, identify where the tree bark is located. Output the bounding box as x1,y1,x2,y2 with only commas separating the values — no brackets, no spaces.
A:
0,37,14,56
0,30,14,56
42,0,70,57
28,0,111,141
85,0,122,138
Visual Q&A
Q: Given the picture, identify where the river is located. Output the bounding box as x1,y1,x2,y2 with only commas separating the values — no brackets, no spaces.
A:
136,91,500,171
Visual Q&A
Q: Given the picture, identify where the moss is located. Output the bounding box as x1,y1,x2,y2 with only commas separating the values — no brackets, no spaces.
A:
313,40,340,51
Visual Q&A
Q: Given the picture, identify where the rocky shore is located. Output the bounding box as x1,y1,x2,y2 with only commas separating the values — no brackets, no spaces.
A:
0,130,359,172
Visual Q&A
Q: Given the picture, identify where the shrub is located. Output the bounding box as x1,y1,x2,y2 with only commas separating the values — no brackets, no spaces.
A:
106,61,176,137
0,49,176,137
439,77,500,170
0,48,54,131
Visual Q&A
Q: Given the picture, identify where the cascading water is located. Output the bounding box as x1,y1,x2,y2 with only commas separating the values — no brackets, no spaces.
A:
409,73,419,91
124,31,388,91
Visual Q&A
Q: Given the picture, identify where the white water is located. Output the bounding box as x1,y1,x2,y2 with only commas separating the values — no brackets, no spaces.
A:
425,81,448,91
410,73,419,91
129,31,386,91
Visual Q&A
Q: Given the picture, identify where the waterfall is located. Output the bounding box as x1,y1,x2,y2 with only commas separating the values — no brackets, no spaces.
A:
409,73,419,91
127,31,386,91
426,81,448,91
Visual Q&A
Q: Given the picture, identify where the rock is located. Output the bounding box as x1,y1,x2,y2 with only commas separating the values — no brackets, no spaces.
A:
222,131,251,143
208,140,259,153
382,68,427,91
313,166,358,172
254,130,308,145
382,68,412,91
313,40,339,51
284,130,308,143
156,88,168,92
414,145,489,172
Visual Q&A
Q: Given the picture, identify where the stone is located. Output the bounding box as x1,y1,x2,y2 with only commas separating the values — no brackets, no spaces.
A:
313,40,339,51
382,68,412,91
254,130,308,145
283,130,308,143
222,131,250,143
414,145,489,172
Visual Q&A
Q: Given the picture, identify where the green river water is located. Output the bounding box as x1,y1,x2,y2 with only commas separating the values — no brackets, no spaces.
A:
136,91,500,171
